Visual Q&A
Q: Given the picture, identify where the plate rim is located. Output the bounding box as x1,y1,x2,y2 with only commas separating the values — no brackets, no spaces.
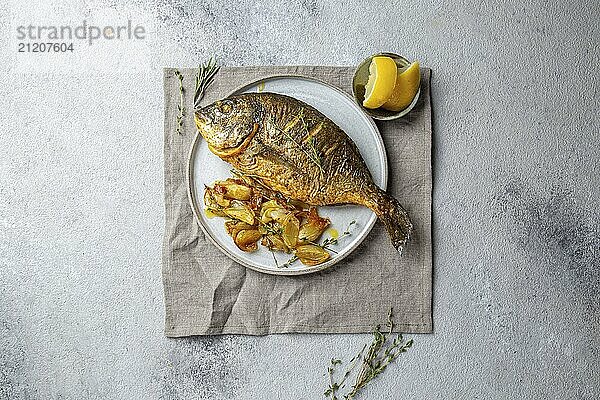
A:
187,74,388,275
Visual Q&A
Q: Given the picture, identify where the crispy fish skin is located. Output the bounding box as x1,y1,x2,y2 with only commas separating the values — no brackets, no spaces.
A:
196,93,413,252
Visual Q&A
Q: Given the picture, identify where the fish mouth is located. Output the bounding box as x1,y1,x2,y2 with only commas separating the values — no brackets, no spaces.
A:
194,111,211,131
207,122,260,158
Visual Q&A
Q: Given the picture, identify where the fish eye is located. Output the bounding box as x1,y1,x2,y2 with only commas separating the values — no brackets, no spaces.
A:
219,100,233,114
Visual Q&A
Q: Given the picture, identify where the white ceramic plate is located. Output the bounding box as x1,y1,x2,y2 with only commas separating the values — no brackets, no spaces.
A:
187,75,387,275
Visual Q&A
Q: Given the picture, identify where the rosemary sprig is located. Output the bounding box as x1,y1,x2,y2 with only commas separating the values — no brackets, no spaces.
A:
269,111,325,174
174,69,185,135
194,57,220,110
324,308,414,400
307,136,323,171
299,111,324,173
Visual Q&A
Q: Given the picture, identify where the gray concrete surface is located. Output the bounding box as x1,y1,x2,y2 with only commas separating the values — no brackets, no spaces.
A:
1,0,599,399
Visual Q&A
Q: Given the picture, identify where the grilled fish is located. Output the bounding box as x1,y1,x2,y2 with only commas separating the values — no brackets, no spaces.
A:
195,93,413,253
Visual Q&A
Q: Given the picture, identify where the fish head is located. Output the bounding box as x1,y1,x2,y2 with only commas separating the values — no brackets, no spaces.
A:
195,96,260,155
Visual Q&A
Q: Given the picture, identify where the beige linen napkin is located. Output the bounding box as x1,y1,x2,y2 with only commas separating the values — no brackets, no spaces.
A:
163,66,432,336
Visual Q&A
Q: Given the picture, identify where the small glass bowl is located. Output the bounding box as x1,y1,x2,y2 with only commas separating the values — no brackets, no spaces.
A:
352,52,420,121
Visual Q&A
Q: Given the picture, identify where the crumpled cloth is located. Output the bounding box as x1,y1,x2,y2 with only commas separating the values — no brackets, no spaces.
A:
162,66,433,336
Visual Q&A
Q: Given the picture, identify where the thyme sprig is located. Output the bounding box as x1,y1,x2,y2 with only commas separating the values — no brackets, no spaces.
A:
327,358,343,400
261,221,283,235
320,220,356,252
173,58,219,135
194,57,220,110
325,347,365,400
174,69,185,135
281,254,298,268
324,308,414,400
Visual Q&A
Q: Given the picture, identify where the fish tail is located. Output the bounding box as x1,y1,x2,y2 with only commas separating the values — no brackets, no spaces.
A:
370,190,413,255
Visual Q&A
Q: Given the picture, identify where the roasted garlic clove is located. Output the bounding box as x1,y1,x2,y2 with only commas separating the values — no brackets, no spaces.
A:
216,180,253,201
224,205,256,225
225,220,255,237
259,200,281,223
261,234,290,253
270,209,290,224
298,207,330,243
204,186,227,208
282,214,300,249
288,199,311,210
295,244,331,266
234,229,262,252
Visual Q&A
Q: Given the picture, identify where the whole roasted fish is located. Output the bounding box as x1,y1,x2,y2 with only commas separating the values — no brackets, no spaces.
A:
195,93,413,253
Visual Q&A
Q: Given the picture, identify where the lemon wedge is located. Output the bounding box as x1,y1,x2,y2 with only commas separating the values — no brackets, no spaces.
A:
362,56,398,109
382,61,420,112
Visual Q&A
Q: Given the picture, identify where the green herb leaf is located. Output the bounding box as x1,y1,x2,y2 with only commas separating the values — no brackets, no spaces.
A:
323,308,414,399
174,69,185,135
194,57,220,110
